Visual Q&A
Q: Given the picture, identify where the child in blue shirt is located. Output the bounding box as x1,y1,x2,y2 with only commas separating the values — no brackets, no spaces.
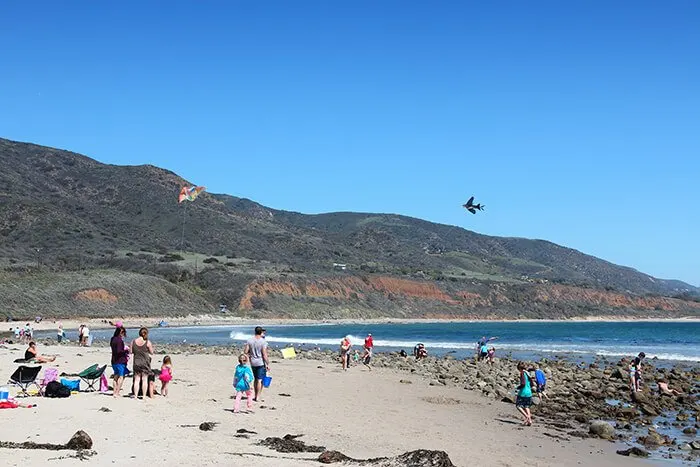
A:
233,354,254,413
534,366,549,402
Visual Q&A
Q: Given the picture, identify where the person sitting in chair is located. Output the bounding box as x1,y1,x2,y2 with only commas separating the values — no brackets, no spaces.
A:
25,341,56,363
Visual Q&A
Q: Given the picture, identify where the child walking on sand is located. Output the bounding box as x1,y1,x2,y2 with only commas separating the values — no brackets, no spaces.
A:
233,354,254,413
515,361,533,426
159,356,173,397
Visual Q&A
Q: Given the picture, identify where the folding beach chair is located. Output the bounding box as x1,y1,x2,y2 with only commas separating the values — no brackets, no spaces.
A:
40,367,59,394
9,365,42,396
61,364,107,391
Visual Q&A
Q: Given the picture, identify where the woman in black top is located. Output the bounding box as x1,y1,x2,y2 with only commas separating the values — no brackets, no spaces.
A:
25,341,56,363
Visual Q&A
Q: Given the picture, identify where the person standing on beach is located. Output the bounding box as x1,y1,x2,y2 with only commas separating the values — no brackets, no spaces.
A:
362,333,373,370
57,323,64,343
82,324,91,346
244,326,270,402
340,336,352,370
110,326,129,398
131,327,155,399
364,333,373,352
515,361,533,426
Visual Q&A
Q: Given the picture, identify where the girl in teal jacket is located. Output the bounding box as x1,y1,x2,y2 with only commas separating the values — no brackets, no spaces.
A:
233,354,254,413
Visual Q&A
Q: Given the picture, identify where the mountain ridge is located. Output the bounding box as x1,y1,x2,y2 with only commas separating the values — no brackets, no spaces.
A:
0,137,697,319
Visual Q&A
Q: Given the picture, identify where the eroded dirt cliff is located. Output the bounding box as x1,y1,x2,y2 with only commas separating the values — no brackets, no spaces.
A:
237,274,700,319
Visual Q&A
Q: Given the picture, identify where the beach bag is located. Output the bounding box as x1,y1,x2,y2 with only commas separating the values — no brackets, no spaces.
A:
60,379,80,391
45,381,71,398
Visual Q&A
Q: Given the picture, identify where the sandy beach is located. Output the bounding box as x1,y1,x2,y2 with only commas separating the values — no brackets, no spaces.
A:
0,342,646,467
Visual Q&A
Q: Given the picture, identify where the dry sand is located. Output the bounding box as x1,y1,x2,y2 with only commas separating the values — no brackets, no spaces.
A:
0,344,645,466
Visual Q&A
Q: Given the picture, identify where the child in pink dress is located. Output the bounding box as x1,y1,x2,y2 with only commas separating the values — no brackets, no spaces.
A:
159,356,173,396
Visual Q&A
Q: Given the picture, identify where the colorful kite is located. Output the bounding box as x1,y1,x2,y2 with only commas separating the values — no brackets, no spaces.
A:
178,185,206,203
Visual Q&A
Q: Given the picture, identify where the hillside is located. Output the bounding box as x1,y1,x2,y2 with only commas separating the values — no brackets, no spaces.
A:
0,137,698,320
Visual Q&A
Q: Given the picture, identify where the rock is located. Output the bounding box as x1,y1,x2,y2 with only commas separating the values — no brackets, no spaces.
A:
98,407,112,412
318,451,353,463
574,414,588,424
638,430,664,447
617,407,637,418
682,427,697,435
691,441,700,450
678,443,692,451
501,394,516,404
199,422,218,431
589,421,615,440
616,447,649,457
399,379,412,384
65,431,93,450
639,403,659,416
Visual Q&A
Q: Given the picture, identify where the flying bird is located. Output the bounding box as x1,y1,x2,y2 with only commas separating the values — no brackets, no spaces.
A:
462,196,485,214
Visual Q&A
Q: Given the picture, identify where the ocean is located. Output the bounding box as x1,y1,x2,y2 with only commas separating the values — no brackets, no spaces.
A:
54,321,700,364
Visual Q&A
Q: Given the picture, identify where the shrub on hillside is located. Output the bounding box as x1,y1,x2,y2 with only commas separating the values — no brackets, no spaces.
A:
160,253,185,263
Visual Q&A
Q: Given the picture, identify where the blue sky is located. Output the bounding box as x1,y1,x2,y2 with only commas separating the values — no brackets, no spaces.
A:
1,1,698,285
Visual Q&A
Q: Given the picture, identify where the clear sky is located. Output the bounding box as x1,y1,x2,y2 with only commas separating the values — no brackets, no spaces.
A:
1,1,698,285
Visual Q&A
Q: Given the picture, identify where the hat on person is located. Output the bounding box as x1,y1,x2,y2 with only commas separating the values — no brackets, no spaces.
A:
368,333,372,336
115,320,123,328
255,326,266,335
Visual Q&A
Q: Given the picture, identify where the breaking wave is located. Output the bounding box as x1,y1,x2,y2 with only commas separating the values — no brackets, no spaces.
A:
229,332,700,362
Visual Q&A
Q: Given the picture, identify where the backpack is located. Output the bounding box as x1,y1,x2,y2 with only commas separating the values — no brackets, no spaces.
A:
44,381,71,398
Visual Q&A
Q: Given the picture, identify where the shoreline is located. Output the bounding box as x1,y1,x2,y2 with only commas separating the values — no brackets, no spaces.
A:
17,314,700,333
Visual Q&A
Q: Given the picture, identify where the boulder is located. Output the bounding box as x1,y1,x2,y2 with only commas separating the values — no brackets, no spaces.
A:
589,421,615,440
318,451,352,463
682,427,697,435
638,430,664,447
610,368,625,380
501,394,516,404
639,404,659,417
631,391,650,404
65,431,93,450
